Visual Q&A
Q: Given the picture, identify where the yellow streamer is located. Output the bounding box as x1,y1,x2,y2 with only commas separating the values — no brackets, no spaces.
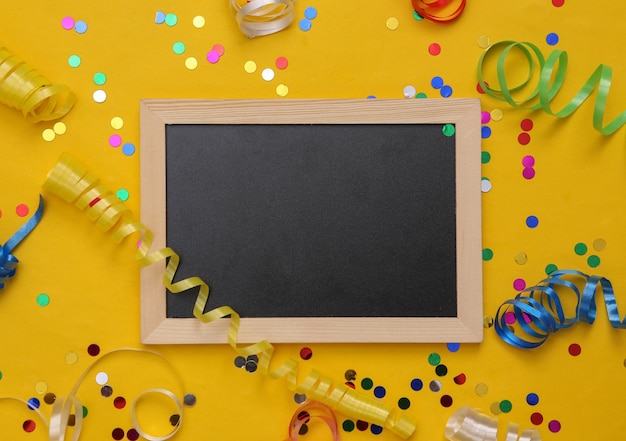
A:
445,407,541,441
229,0,296,38
42,153,417,439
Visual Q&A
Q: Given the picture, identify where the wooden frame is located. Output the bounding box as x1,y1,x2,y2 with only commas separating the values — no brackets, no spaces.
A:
139,98,483,344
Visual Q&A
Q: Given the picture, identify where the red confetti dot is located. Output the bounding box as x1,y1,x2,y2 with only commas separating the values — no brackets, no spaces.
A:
453,373,466,385
356,420,369,431
112,428,125,440
16,204,29,217
531,412,544,425
476,81,489,94
552,0,565,6
127,429,140,441
89,197,101,207
518,132,531,145
87,344,100,356
299,347,312,360
0,209,3,218
520,118,534,131
297,411,311,423
23,419,36,432
113,396,126,409
428,43,441,56
212,44,225,56
568,343,581,356
275,56,288,70
440,395,453,407
345,381,355,389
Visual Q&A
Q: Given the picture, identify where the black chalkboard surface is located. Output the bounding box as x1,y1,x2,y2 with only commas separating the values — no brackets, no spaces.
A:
139,99,482,344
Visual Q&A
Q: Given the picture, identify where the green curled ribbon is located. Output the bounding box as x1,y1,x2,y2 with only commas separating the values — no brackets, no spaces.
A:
477,40,626,136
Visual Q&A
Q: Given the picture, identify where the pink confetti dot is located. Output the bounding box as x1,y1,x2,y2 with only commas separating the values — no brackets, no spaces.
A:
428,43,441,56
109,134,122,147
548,420,561,433
522,167,536,179
16,204,29,217
522,155,535,167
513,278,526,291
275,56,289,70
207,50,220,64
61,17,75,30
481,111,491,124
212,44,225,57
504,311,517,325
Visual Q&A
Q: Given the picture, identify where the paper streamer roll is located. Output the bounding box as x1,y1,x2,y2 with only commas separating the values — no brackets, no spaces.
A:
0,45,75,122
42,153,417,439
494,269,626,349
445,406,541,441
230,0,296,38
285,401,340,441
411,0,466,23
477,40,626,136
0,195,44,289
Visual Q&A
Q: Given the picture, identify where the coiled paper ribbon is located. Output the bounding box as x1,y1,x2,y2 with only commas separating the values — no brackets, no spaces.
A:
285,401,340,441
494,269,626,349
0,195,44,289
411,0,466,23
445,406,541,441
0,46,75,122
0,348,185,441
42,153,417,439
477,40,626,136
230,0,296,38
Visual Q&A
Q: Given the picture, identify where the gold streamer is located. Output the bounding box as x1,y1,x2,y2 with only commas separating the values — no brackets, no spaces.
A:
445,407,541,441
42,153,417,439
0,45,75,122
229,0,296,38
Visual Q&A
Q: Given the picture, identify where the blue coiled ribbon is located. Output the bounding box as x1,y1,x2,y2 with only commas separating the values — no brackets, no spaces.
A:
0,195,44,289
494,269,626,348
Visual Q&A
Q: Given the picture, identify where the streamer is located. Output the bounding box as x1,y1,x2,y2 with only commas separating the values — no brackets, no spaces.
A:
0,46,75,122
445,406,541,441
477,40,626,136
494,269,626,349
285,401,340,441
229,0,296,38
42,153,417,439
0,195,44,289
411,0,466,23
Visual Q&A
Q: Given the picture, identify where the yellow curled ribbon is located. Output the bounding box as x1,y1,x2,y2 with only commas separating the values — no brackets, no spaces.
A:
0,45,75,122
445,406,541,441
42,153,417,439
229,0,296,38
477,40,626,136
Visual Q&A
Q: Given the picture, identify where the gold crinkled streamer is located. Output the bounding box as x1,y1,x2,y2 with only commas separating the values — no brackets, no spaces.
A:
42,152,417,440
0,45,75,122
229,0,296,38
445,406,541,441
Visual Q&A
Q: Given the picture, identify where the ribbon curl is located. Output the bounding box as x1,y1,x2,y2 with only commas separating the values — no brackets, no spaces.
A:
445,406,541,441
494,269,626,349
42,153,417,439
0,195,44,289
285,401,340,441
411,0,466,23
0,46,75,122
230,0,296,38
477,40,626,136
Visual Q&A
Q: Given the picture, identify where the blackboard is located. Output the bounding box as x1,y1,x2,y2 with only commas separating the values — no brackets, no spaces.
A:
139,99,483,344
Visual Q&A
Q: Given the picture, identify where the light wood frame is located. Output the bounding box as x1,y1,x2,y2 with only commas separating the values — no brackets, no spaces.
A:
140,98,483,344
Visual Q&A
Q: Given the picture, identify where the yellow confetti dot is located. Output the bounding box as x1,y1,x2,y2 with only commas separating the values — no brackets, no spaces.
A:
42,128,56,142
514,252,528,265
53,121,67,135
111,116,124,129
593,238,607,251
477,35,490,49
490,401,502,415
185,57,198,70
276,84,289,97
192,15,206,28
35,381,48,394
490,108,503,121
475,383,489,397
386,17,399,30
65,351,78,364
244,60,257,74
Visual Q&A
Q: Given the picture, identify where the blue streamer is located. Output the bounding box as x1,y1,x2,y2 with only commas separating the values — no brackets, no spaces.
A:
0,195,44,289
495,269,626,348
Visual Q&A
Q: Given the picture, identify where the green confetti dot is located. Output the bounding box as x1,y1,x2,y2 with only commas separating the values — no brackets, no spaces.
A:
574,243,588,256
342,420,355,432
82,405,88,418
428,353,441,366
442,124,455,137
413,10,424,20
398,397,411,410
481,151,491,164
172,42,186,55
360,378,374,390
587,255,601,268
415,92,427,98
0,371,3,380
499,399,513,413
545,263,558,275
165,13,178,26
36,293,50,307
68,55,81,68
93,72,107,85
482,248,494,261
116,188,130,202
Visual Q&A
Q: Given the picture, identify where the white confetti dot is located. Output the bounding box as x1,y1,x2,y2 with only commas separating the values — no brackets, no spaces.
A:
481,178,492,193
95,372,109,385
261,68,275,81
403,85,416,98
93,89,107,103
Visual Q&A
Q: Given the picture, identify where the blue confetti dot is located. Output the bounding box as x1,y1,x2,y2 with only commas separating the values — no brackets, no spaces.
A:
410,378,423,391
526,393,540,406
122,143,136,156
27,398,41,410
367,95,377,99
155,11,166,24
546,32,559,46
447,342,460,352
299,18,312,31
304,7,317,20
440,85,453,98
74,20,88,34
526,215,539,228
431,76,444,89
371,424,383,435
481,126,492,139
373,386,386,398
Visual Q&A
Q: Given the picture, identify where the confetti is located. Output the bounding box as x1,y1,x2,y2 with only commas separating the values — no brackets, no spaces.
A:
386,17,399,30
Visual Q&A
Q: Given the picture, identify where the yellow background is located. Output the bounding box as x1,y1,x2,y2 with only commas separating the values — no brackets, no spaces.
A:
2,1,626,440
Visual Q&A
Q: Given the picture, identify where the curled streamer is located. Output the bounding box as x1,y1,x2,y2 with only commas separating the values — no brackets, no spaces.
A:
0,46,75,122
285,401,340,441
477,40,626,136
42,153,417,439
494,269,626,349
229,0,296,38
0,195,44,289
445,406,541,441
411,0,466,23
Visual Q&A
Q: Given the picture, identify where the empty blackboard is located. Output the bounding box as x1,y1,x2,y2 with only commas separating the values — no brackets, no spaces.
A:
139,99,482,344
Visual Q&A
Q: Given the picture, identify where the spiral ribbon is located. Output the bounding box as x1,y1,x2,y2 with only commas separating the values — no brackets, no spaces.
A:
0,46,75,122
494,269,626,349
42,153,417,439
411,0,466,23
0,195,44,289
445,406,541,441
285,401,340,441
229,0,296,38
477,40,626,136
